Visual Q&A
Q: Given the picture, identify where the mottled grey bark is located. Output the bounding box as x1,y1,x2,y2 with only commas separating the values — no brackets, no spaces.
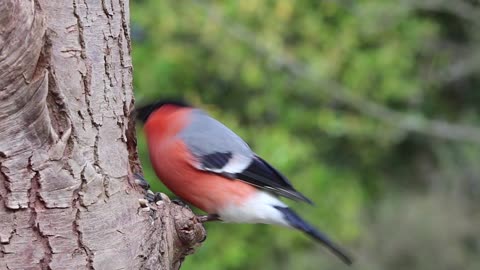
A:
0,1,205,269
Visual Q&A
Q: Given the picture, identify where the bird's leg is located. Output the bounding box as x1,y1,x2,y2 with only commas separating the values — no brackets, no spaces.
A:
171,199,220,222
196,214,221,223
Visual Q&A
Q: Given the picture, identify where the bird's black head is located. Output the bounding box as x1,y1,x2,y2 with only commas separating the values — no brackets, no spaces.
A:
135,99,191,123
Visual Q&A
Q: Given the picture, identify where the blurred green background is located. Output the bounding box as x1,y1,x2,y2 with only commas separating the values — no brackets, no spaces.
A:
131,1,480,269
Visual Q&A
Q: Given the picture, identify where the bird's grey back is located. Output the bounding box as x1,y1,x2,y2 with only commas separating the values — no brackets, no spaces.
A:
178,109,253,158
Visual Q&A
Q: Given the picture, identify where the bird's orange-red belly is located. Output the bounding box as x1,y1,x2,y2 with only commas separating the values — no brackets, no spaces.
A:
150,139,256,213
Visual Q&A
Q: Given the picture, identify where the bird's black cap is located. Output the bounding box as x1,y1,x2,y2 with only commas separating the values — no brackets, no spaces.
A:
135,99,191,123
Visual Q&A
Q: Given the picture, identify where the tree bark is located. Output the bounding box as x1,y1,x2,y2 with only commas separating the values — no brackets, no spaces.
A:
0,1,205,269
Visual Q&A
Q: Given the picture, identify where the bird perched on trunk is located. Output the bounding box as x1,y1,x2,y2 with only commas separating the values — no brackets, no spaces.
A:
136,100,352,265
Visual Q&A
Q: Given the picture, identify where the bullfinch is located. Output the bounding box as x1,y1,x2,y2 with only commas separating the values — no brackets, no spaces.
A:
137,100,352,265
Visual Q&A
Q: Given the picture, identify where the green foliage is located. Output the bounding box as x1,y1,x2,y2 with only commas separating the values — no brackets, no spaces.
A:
132,0,480,269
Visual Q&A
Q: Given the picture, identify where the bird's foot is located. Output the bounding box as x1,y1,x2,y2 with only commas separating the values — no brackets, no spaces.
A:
196,214,221,223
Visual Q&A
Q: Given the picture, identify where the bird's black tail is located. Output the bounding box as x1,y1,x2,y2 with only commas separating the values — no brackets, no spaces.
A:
274,206,353,265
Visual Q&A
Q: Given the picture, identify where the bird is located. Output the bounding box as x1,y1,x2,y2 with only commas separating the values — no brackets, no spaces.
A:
136,100,353,265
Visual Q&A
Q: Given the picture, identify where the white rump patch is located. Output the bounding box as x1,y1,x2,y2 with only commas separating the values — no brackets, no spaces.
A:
217,191,290,227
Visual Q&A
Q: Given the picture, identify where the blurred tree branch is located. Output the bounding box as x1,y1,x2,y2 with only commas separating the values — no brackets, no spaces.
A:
193,0,480,144
412,0,480,84
433,53,480,84
409,0,480,24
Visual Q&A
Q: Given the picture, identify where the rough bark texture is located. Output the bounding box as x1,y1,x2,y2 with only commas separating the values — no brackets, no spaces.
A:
0,1,205,269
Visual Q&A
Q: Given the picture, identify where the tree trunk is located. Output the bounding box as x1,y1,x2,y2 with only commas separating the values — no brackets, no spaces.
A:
0,1,205,269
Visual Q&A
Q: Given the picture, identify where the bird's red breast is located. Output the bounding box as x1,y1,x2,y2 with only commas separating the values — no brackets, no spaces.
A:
144,105,256,213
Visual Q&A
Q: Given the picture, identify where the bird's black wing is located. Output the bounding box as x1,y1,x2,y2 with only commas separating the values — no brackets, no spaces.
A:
199,152,233,170
235,155,313,204
196,152,313,204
